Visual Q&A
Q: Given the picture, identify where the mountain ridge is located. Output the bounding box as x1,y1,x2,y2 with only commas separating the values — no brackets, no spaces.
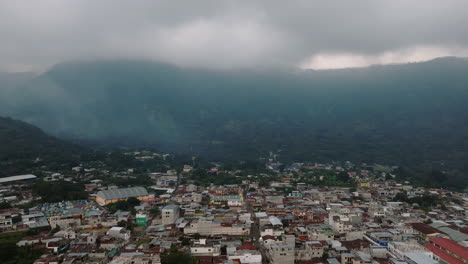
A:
1,57,467,172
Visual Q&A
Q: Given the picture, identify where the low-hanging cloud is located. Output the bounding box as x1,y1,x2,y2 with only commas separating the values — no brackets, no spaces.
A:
0,0,467,72
301,45,468,70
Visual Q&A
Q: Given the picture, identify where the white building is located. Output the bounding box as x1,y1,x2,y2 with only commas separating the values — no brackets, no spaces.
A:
190,239,221,257
162,205,180,225
228,250,262,264
107,227,131,240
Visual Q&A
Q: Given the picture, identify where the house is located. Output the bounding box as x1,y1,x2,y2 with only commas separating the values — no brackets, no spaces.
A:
228,250,262,264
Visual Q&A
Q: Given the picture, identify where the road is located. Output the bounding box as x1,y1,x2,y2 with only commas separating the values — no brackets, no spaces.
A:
247,198,269,264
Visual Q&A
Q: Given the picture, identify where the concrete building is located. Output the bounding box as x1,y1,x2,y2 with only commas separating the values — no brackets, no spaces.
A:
268,243,295,264
107,227,131,240
48,215,81,229
295,241,327,260
184,218,250,236
228,250,262,264
190,239,221,257
161,205,179,225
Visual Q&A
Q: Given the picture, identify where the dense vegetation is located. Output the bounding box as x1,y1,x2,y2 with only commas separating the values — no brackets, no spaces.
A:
0,231,44,264
0,116,83,177
161,245,196,264
1,58,468,189
107,197,141,214
392,191,444,212
32,180,88,202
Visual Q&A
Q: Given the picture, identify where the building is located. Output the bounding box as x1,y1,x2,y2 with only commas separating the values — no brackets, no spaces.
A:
107,227,131,240
268,244,295,264
0,209,16,230
210,195,243,207
228,250,262,264
190,239,221,257
136,213,147,226
409,223,443,241
184,218,250,236
424,237,468,264
48,215,82,229
0,174,37,184
96,187,154,205
161,205,179,225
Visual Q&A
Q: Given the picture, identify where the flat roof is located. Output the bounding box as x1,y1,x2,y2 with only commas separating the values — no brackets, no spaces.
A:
0,174,37,183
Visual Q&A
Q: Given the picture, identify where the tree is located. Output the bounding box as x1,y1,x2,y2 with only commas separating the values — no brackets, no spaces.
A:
0,202,12,209
127,197,141,207
117,220,134,231
150,207,160,216
337,171,350,183
393,191,408,202
32,180,87,203
161,245,196,264
221,245,227,255
12,215,21,224
179,236,191,246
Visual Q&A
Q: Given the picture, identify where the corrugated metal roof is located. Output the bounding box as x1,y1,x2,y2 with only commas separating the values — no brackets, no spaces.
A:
268,216,283,226
97,187,148,200
0,174,37,183
437,226,468,242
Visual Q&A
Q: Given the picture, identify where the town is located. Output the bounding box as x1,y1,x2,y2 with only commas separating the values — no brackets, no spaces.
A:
0,150,467,264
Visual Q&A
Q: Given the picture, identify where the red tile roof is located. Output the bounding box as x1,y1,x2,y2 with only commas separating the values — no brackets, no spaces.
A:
430,237,468,261
424,244,464,264
237,242,257,250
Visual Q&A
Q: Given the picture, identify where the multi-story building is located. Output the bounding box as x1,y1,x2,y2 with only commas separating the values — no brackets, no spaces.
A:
161,204,179,225
268,243,295,264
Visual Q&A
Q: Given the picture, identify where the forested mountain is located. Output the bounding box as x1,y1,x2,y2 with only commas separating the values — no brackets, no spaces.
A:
1,57,468,186
0,116,83,176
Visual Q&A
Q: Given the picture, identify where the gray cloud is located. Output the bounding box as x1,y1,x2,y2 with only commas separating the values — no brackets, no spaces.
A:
1,0,467,71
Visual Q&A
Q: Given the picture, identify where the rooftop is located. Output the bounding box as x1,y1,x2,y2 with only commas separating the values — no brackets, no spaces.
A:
0,174,37,183
430,237,468,261
97,187,148,200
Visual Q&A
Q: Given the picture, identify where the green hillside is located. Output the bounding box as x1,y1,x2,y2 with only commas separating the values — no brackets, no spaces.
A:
1,57,468,188
0,116,83,176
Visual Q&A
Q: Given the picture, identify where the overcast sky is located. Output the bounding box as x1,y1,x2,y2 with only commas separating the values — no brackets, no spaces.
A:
1,0,468,72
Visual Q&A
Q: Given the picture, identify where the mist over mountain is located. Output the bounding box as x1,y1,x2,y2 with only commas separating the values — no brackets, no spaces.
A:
1,57,468,172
